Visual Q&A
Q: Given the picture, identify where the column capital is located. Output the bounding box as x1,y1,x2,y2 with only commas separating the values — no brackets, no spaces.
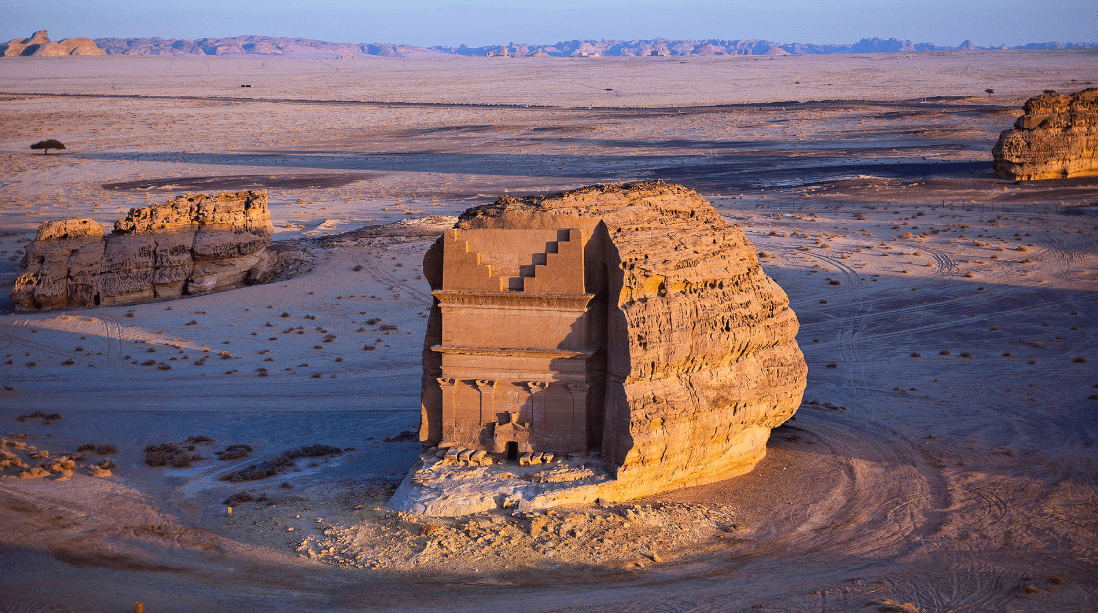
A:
528,381,550,389
474,379,497,389
566,383,590,393
436,377,456,387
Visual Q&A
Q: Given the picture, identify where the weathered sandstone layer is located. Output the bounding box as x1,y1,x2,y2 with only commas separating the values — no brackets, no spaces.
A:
11,191,273,310
1,30,106,57
393,181,806,515
992,88,1098,180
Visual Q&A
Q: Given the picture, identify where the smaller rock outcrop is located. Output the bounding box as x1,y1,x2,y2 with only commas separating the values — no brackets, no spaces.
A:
11,191,273,311
1,30,106,57
992,88,1098,180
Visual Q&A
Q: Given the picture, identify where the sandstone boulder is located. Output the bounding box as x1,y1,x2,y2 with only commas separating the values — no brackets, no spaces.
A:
992,88,1098,180
1,31,106,57
395,181,806,514
11,191,273,310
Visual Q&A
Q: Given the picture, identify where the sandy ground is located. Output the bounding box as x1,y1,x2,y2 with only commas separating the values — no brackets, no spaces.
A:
0,52,1096,612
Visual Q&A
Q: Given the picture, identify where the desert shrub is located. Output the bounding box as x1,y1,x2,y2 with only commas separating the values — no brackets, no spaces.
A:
142,360,156,366
29,450,49,459
379,324,398,331
30,139,65,155
363,345,376,351
353,264,364,271
959,352,973,358
910,352,921,358
77,443,97,452
0,449,27,470
825,363,838,368
1072,357,1087,363
41,456,76,476
220,444,342,482
96,444,118,455
216,444,254,461
16,410,61,424
366,318,380,325
940,350,951,355
18,467,51,479
223,492,255,506
144,443,202,468
384,430,418,443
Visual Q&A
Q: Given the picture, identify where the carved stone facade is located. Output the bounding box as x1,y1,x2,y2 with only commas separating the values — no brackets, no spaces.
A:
418,181,807,499
428,228,601,457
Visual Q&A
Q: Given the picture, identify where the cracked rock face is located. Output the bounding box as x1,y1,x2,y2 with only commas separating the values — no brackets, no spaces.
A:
403,181,806,514
10,191,273,311
992,88,1098,180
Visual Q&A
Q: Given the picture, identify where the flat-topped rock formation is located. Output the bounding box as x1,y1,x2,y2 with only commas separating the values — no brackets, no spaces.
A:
11,191,273,310
1,30,106,57
390,181,806,515
992,88,1098,180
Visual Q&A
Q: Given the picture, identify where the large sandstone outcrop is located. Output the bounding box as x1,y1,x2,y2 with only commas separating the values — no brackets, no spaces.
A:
11,191,273,310
1,30,106,57
393,181,806,515
992,88,1098,180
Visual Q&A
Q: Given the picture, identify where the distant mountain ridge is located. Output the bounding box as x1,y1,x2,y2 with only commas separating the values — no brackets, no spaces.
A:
73,34,1098,58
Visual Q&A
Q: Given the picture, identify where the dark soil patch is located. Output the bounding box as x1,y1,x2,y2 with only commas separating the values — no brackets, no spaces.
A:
102,173,372,192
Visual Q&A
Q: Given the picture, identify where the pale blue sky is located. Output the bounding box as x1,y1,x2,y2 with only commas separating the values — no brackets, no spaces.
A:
2,0,1094,47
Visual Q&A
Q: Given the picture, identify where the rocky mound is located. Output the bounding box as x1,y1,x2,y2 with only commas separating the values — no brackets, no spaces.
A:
992,88,1098,180
1,30,106,57
11,191,273,311
392,181,806,515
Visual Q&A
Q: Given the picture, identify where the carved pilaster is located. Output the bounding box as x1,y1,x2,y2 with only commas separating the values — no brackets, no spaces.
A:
474,379,497,426
567,383,590,453
437,377,457,440
530,381,549,433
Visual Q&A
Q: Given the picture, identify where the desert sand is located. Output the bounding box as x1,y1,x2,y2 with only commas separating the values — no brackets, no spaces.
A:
0,51,1096,612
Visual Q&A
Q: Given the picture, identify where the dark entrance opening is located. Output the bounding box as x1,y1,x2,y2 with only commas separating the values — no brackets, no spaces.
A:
93,293,101,306
505,442,518,461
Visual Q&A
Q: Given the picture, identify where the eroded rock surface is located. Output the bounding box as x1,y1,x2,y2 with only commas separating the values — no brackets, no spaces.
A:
1,30,106,57
392,181,806,515
11,191,273,310
992,88,1098,180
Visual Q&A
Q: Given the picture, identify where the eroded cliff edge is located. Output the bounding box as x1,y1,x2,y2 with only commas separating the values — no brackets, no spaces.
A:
992,88,1098,180
394,181,806,515
11,191,273,310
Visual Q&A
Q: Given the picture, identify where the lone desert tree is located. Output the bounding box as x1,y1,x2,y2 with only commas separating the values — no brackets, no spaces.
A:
30,139,66,155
